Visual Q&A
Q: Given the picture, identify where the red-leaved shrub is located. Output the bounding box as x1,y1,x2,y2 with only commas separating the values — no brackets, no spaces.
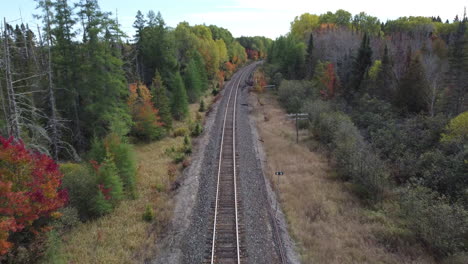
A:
0,137,67,255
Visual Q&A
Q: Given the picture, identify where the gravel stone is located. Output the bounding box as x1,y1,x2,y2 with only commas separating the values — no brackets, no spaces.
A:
152,63,297,264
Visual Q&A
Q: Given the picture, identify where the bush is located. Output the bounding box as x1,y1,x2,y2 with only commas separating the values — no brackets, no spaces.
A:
173,127,188,137
142,205,155,222
191,122,203,137
90,190,114,217
183,135,192,154
173,152,186,164
278,80,311,113
302,102,390,199
88,134,137,198
130,101,164,141
96,157,124,205
60,163,96,220
399,185,468,257
0,137,68,256
441,111,468,144
40,230,67,264
90,157,124,217
52,207,80,232
199,100,206,112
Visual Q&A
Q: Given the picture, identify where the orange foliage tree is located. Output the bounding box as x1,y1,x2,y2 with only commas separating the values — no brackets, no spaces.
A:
223,61,235,79
0,137,67,255
319,62,340,99
253,69,267,93
128,83,163,141
217,71,225,89
246,49,259,60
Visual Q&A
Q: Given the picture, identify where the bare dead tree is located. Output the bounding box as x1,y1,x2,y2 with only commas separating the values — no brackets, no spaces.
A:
40,2,60,160
3,18,21,140
422,51,448,117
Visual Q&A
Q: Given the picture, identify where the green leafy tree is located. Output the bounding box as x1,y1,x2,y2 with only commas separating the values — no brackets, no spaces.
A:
441,111,468,144
290,13,320,41
352,12,382,35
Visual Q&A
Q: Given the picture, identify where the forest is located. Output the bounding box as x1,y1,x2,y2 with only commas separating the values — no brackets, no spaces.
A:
266,9,467,261
0,0,271,261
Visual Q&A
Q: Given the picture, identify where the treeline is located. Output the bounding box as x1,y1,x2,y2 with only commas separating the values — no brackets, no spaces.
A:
267,9,467,261
0,0,256,261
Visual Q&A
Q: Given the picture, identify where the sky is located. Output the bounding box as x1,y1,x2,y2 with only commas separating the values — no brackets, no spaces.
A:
1,0,467,39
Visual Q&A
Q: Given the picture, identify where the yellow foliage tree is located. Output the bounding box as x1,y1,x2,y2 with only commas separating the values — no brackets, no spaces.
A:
441,111,468,144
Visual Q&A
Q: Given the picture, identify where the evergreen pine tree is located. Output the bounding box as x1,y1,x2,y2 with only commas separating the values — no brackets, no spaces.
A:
132,10,146,41
138,11,177,84
305,33,315,79
445,16,468,115
51,0,84,150
151,71,172,129
347,33,372,99
376,45,396,101
76,0,132,139
184,58,203,103
91,156,124,216
170,72,189,120
396,53,429,113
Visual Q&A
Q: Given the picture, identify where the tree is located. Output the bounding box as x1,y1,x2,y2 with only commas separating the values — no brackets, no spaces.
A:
375,45,396,101
91,156,124,216
312,61,340,99
352,12,381,35
184,58,203,103
421,38,448,117
396,53,429,113
35,0,62,160
51,0,84,152
334,9,352,26
290,13,320,41
138,11,177,84
445,17,468,115
347,33,372,99
441,111,468,144
305,33,314,79
128,83,163,141
133,10,146,41
151,71,172,129
76,0,132,139
170,72,189,120
269,34,306,79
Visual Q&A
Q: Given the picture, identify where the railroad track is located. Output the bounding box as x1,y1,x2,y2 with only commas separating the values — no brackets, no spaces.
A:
205,64,255,264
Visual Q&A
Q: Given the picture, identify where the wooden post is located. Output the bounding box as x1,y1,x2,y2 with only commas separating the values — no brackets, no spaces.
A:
295,113,299,144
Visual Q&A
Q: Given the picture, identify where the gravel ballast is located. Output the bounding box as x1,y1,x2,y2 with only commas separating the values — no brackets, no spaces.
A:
152,63,295,264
